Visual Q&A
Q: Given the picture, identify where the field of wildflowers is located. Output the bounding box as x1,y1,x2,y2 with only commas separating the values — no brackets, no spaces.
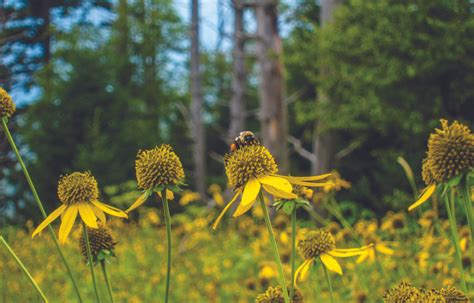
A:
1,87,473,302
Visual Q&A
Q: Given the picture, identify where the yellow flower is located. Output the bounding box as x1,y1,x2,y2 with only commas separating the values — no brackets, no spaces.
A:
213,144,331,229
356,236,397,264
323,170,351,193
295,230,371,282
0,87,16,118
255,285,303,303
32,172,127,243
127,144,185,212
383,282,423,303
179,190,200,206
408,120,473,211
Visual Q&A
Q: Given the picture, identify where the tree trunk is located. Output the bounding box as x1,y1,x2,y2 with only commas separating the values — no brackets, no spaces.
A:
228,0,246,141
311,0,343,175
190,0,207,199
255,0,288,173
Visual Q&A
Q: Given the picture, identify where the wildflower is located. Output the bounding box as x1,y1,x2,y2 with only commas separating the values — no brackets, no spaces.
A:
0,87,15,118
32,172,127,243
383,282,423,303
126,145,185,212
381,212,406,233
323,170,351,193
255,285,303,303
356,236,397,264
439,285,470,303
213,143,331,229
408,120,473,211
258,263,277,286
295,229,370,281
79,223,116,264
179,190,200,206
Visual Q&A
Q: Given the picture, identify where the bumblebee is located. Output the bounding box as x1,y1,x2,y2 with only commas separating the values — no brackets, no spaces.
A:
230,131,260,152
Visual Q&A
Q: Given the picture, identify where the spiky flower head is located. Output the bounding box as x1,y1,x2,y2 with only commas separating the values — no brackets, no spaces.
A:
58,172,99,205
298,229,335,260
421,289,445,302
0,87,15,118
80,223,116,263
439,286,470,303
423,120,474,184
135,144,185,190
383,282,423,303
224,145,278,190
255,285,303,303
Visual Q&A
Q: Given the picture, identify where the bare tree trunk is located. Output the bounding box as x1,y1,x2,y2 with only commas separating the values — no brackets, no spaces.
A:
228,0,246,141
256,0,288,173
311,0,343,175
190,0,207,198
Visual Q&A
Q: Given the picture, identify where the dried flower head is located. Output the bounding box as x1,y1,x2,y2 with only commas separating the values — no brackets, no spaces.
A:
58,172,99,205
298,230,335,260
80,223,116,263
424,119,474,184
383,282,423,303
224,144,278,190
0,87,15,118
135,144,185,190
255,285,303,303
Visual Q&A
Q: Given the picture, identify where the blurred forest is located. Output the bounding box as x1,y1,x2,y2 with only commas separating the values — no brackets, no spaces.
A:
0,0,473,225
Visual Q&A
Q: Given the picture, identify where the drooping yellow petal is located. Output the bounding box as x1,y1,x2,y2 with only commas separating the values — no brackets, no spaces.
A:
32,204,67,238
258,175,292,193
320,253,343,275
91,206,106,223
329,249,368,258
59,205,79,243
287,179,334,187
94,201,128,218
408,184,436,212
295,259,314,284
277,173,332,182
212,191,241,230
262,184,298,200
332,244,373,253
376,244,395,256
157,189,175,200
78,203,98,228
233,179,260,217
126,192,151,213
356,252,369,264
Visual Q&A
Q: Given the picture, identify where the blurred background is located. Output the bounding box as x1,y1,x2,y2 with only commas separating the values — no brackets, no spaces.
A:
0,0,473,226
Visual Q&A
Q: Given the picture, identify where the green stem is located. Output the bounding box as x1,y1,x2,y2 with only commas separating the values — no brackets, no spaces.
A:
1,118,83,302
161,190,172,303
100,261,115,303
258,192,289,303
444,191,467,293
1,236,48,302
460,176,474,258
290,209,296,302
83,223,101,303
323,264,334,303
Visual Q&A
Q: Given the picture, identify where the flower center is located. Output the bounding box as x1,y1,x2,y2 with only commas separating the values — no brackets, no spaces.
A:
298,230,335,259
57,172,99,205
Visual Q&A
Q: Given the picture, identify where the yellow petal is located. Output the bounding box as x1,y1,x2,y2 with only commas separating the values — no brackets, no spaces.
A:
376,244,395,256
332,244,373,253
233,179,260,217
157,189,175,200
356,252,369,264
78,203,98,228
295,259,314,284
59,205,79,244
329,249,367,258
288,180,334,187
262,184,297,200
32,205,67,238
258,175,292,193
92,206,106,223
408,184,436,212
212,191,241,230
277,173,332,181
94,201,128,218
126,192,151,213
320,253,343,275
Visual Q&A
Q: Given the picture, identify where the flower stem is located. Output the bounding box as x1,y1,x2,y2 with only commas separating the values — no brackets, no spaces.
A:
258,192,290,303
323,264,334,303
1,236,48,302
460,175,474,258
290,208,296,302
82,223,101,303
443,191,467,293
100,261,115,303
1,117,82,302
161,190,172,303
